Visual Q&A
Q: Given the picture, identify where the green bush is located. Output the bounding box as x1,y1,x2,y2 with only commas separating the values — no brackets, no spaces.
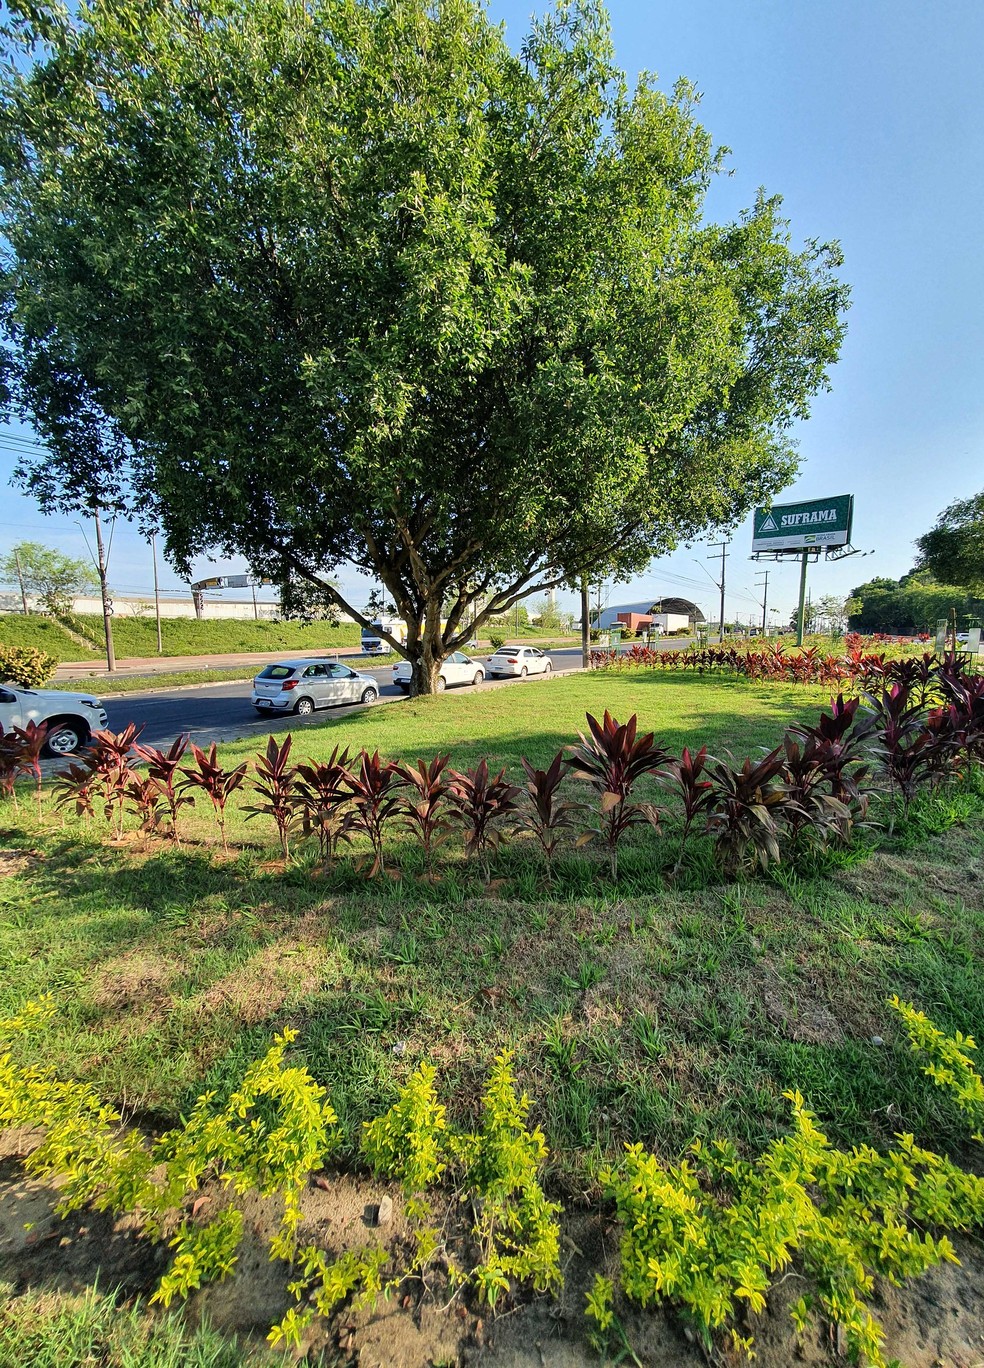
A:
0,644,56,687
488,633,505,651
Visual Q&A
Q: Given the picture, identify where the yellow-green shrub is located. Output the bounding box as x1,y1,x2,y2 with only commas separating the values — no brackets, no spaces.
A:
597,1090,984,1366
0,644,56,687
0,1000,339,1313
890,995,984,1140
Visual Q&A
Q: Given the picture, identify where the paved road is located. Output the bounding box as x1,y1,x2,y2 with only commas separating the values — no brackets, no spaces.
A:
102,647,588,749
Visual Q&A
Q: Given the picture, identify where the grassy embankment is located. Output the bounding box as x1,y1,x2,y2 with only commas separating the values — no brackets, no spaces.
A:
0,613,363,664
1,669,981,1183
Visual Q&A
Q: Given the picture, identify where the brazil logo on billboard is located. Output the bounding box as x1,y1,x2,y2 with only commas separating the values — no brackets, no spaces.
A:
752,495,853,552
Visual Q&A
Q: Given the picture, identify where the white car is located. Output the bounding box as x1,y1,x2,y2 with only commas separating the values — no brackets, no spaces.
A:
0,682,108,756
485,646,553,679
392,651,485,693
251,659,380,714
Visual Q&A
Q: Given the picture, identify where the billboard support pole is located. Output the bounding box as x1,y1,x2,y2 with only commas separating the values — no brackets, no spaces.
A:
795,550,809,647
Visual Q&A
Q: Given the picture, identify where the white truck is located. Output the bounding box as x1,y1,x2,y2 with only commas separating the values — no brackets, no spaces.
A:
0,683,108,756
361,617,478,656
360,617,409,654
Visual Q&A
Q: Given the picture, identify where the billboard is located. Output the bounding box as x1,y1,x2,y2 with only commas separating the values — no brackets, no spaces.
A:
752,495,853,553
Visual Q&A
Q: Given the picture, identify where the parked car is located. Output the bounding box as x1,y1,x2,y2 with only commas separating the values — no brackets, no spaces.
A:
392,651,485,694
0,682,107,756
251,659,380,714
485,645,553,679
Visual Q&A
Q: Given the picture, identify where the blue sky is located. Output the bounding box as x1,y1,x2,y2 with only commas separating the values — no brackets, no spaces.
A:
2,0,982,624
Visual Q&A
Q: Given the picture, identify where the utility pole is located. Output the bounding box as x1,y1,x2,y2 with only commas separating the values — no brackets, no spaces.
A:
754,569,770,634
251,581,259,621
13,549,29,614
795,551,809,648
707,542,729,642
580,577,590,668
150,532,163,654
93,508,116,672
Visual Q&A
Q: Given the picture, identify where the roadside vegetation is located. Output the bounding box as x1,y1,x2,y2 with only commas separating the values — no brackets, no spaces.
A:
2,658,983,1364
68,615,362,660
0,612,361,662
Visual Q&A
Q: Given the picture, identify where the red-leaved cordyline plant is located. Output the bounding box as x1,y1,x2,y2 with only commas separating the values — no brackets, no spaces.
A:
125,774,164,834
343,749,405,878
568,712,668,879
295,747,354,866
244,735,298,860
133,735,193,841
704,747,797,877
779,736,854,852
10,721,48,822
447,759,520,883
52,759,98,824
859,682,935,831
0,726,21,805
513,751,582,874
87,724,144,839
179,744,250,853
787,694,869,808
395,753,453,875
933,669,984,771
655,745,715,877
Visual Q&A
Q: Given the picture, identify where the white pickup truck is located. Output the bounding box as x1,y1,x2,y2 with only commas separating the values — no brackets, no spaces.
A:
0,683,108,756
391,651,486,693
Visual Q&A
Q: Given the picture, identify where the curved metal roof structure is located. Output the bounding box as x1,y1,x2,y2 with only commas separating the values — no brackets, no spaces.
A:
646,596,706,623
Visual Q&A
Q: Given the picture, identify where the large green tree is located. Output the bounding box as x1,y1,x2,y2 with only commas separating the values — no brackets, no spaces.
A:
0,0,849,693
916,492,984,595
0,540,99,615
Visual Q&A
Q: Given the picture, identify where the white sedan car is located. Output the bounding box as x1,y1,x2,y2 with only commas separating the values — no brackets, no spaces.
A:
392,651,485,693
252,659,380,714
485,645,553,679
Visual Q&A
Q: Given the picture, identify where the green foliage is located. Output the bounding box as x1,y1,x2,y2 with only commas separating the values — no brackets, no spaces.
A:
451,1051,564,1306
847,569,981,635
269,1245,390,1349
0,612,85,662
154,1208,245,1307
1,0,848,692
1,1001,561,1348
0,642,56,686
890,996,984,1140
600,1090,984,1366
100,615,360,658
361,1060,447,1194
0,1003,339,1312
916,491,984,594
0,542,99,616
0,1281,272,1368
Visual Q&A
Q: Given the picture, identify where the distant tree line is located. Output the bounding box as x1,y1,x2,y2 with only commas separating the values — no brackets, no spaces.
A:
846,570,981,636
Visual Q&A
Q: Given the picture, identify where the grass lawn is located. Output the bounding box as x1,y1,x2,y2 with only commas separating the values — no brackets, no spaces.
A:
0,614,85,662
1,670,982,1185
0,613,363,663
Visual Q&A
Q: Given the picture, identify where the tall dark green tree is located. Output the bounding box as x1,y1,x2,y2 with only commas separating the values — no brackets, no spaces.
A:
0,0,849,693
916,492,984,595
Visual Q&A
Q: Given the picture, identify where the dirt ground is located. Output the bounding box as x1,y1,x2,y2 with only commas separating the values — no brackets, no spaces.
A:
2,1126,984,1368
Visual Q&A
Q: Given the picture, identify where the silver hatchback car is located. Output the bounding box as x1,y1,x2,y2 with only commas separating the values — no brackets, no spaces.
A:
251,659,380,715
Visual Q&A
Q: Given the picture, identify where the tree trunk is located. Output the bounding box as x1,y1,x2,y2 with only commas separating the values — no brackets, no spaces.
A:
410,646,444,696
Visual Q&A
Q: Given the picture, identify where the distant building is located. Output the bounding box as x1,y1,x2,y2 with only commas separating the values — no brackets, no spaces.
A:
595,598,705,630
